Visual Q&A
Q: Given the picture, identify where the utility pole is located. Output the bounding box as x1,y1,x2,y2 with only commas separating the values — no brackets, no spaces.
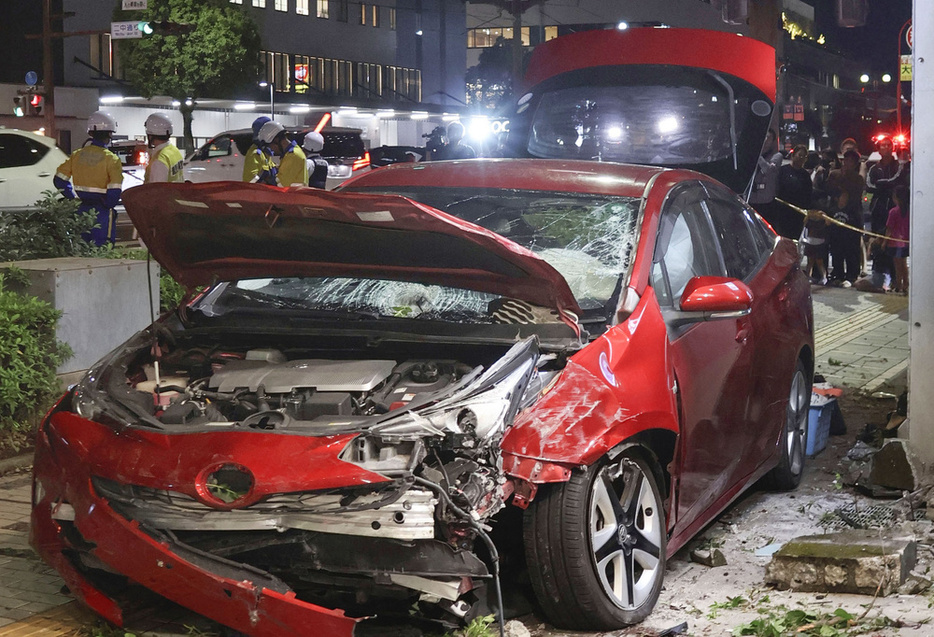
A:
42,0,56,141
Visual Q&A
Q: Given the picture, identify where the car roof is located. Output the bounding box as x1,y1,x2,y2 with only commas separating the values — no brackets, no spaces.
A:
0,127,62,150
343,158,670,199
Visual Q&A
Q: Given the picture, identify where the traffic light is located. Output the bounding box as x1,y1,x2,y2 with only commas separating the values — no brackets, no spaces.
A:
29,93,42,116
12,96,24,117
136,20,193,36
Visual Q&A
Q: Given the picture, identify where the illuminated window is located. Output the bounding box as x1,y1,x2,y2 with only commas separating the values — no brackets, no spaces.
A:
296,0,308,14
336,0,348,21
275,0,287,11
229,0,243,4
389,7,395,30
360,3,367,25
252,0,265,7
317,0,328,18
544,26,558,41
372,5,379,27
262,50,291,92
466,27,530,48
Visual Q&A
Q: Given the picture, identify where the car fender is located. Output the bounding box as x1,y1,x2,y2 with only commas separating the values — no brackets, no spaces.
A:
502,288,678,478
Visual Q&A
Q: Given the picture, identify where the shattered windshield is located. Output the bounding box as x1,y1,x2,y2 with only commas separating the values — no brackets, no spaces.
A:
191,276,565,324
343,187,641,311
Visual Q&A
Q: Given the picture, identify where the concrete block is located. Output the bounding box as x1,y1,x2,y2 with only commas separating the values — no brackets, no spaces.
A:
5,257,159,374
870,439,924,491
765,530,916,596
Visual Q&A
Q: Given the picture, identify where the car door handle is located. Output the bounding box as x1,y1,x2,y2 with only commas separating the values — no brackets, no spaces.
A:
38,172,51,177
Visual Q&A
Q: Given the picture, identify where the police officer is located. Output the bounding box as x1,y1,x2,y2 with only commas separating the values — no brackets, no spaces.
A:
54,111,123,246
259,121,307,187
302,132,329,189
242,116,277,185
143,113,184,183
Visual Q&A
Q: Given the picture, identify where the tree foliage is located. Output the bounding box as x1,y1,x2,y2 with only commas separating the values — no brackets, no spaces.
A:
466,37,519,113
115,0,262,150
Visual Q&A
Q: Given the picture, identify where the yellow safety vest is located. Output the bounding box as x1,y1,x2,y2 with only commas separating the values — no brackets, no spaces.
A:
243,144,276,183
278,144,307,188
145,143,185,183
56,144,123,199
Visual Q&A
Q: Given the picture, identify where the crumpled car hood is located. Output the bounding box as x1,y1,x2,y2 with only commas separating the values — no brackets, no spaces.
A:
123,182,581,316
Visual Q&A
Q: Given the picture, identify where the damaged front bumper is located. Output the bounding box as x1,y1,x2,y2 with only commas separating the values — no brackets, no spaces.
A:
30,413,489,636
31,426,362,637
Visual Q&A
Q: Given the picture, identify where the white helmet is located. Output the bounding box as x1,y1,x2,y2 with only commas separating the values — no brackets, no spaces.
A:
258,121,286,144
302,131,324,152
87,111,117,133
145,112,173,137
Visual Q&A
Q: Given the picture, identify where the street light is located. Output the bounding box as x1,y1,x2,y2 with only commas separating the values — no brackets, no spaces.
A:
882,73,892,83
259,81,274,120
860,73,870,83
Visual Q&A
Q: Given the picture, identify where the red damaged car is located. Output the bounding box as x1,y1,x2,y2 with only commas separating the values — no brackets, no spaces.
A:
31,28,811,637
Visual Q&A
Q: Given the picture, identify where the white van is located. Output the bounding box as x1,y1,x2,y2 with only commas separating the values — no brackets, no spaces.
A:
183,126,369,189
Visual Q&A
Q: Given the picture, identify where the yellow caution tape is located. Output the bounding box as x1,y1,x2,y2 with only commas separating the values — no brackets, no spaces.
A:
775,197,908,245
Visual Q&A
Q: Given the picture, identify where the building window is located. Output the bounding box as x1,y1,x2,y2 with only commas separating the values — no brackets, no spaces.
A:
89,33,113,77
336,0,348,21
360,3,367,25
389,7,395,30
467,27,531,48
296,0,308,13
253,0,266,7
275,0,287,11
372,5,379,27
262,50,291,92
317,0,328,18
229,0,243,4
544,26,558,41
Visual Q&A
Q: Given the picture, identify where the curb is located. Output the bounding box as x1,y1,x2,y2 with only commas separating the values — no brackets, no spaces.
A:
0,452,33,475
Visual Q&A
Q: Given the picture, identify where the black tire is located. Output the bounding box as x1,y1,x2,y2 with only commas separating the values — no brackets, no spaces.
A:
763,359,811,490
523,450,666,630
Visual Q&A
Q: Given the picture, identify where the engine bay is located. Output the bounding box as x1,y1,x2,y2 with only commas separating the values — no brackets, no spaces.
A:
127,345,478,428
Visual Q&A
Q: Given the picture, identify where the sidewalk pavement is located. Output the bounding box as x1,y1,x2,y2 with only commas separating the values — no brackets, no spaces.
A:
0,285,911,634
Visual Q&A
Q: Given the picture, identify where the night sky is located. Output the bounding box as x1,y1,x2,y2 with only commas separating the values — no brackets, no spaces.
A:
813,0,913,76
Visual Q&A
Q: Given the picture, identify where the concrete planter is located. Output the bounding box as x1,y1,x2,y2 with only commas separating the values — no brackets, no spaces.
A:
4,257,160,375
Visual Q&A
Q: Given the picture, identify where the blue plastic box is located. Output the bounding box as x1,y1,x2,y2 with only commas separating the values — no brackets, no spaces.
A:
806,398,835,456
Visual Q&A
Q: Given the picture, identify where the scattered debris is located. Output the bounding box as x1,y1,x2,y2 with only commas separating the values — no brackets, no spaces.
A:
754,543,783,557
870,439,924,491
897,571,932,595
691,548,727,567
503,619,531,637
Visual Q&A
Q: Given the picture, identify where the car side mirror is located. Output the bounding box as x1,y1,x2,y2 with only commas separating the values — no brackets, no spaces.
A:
680,276,753,313
665,276,752,328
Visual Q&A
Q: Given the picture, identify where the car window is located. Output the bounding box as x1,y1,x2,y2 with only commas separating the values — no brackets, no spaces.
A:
703,195,762,280
233,134,252,156
0,133,49,169
747,205,777,254
653,185,723,306
205,136,232,158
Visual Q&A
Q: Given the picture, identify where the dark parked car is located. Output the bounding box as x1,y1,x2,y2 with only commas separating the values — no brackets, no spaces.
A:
32,157,812,635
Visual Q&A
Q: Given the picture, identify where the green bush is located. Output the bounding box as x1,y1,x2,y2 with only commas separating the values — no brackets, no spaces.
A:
0,191,99,261
0,270,72,436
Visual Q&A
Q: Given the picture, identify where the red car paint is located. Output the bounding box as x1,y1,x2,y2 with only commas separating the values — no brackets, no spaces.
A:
521,28,777,101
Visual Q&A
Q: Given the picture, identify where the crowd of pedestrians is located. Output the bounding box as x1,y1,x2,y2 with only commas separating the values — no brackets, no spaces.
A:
753,133,911,295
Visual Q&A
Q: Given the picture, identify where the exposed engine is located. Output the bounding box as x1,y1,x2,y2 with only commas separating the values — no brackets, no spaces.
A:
130,348,475,428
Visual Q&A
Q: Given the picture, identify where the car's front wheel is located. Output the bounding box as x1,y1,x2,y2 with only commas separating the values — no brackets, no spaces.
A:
523,451,666,630
763,359,811,490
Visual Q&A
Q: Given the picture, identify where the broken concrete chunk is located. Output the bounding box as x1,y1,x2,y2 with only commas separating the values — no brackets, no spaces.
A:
690,548,727,567
504,619,532,637
765,530,916,596
869,439,924,491
897,572,932,595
